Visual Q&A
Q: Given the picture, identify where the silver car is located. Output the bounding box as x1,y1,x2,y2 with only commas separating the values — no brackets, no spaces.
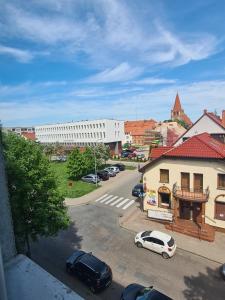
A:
108,166,120,173
81,174,100,184
104,168,116,177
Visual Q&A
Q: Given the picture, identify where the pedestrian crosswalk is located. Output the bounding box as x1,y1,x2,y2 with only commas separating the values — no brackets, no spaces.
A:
95,194,136,210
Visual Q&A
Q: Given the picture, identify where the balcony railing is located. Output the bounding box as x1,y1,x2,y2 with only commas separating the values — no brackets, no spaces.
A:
173,183,209,202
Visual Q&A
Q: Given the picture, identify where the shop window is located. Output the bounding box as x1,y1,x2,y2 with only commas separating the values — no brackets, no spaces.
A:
215,201,225,220
160,169,169,183
218,174,225,189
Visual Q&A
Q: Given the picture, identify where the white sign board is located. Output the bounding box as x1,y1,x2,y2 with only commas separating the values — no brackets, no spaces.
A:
148,210,173,222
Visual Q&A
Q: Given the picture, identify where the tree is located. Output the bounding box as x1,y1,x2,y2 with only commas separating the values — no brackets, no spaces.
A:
43,144,54,161
2,133,70,256
67,147,86,180
95,144,111,166
54,142,65,156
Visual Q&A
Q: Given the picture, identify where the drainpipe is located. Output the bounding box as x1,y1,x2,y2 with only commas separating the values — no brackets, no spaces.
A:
0,245,8,300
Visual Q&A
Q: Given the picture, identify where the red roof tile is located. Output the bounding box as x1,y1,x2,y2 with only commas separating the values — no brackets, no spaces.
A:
151,146,173,160
164,133,225,159
21,132,36,141
206,112,224,129
125,120,157,136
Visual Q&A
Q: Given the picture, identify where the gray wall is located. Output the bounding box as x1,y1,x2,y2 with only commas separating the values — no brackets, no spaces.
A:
0,141,16,262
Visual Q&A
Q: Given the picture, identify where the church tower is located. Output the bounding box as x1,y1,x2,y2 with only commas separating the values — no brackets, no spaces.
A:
171,93,192,127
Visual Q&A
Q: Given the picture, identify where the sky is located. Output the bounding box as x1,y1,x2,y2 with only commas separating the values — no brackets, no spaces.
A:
0,0,225,127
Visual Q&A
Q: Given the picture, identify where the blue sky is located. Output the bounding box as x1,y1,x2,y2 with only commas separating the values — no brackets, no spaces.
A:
0,0,225,126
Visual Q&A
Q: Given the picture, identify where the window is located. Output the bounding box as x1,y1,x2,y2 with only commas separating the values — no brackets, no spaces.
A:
215,201,225,220
218,174,225,189
160,169,169,183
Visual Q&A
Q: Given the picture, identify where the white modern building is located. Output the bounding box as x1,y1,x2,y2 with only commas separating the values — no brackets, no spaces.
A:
35,119,125,154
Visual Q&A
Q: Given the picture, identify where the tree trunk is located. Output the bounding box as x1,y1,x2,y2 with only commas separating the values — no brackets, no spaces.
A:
25,233,31,258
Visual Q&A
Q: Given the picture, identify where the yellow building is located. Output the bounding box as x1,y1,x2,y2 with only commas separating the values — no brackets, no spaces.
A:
140,133,225,242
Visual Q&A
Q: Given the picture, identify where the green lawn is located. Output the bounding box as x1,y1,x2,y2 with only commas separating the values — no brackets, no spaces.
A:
50,162,98,198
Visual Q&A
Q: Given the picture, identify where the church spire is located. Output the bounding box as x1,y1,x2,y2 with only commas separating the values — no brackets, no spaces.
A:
173,93,182,112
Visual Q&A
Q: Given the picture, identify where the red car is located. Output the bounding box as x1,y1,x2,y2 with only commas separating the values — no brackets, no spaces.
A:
128,152,136,158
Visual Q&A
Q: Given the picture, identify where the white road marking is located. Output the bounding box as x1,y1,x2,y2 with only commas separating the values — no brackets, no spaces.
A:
100,194,114,203
116,198,130,208
95,194,108,202
110,197,124,206
105,196,118,204
122,200,135,210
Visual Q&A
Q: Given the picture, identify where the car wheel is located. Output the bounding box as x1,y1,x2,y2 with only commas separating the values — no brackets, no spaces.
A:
90,286,96,293
162,252,169,259
136,242,143,248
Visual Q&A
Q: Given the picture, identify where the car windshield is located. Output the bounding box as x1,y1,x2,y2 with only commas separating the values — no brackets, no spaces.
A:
167,237,174,247
136,287,152,300
141,231,151,238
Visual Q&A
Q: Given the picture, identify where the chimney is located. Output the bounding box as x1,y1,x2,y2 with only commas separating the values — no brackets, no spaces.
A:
222,110,225,128
203,109,207,114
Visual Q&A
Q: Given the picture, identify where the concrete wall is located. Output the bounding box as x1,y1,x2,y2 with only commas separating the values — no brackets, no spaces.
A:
35,119,125,145
143,158,225,228
0,143,16,262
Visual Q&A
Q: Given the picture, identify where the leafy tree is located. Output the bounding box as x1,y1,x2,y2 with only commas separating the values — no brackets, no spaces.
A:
43,144,54,161
175,119,189,129
2,133,70,256
67,147,86,180
83,147,95,174
54,142,65,156
95,144,111,166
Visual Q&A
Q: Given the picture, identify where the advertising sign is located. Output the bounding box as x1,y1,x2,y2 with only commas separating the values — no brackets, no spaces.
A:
146,190,157,206
148,210,173,222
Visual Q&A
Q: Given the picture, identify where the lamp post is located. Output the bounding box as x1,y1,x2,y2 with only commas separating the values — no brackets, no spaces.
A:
93,139,102,187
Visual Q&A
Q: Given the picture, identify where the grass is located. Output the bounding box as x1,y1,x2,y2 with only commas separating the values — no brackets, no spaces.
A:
50,162,98,198
125,165,137,170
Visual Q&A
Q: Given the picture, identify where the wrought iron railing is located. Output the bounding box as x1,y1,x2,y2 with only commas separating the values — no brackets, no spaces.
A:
173,183,209,201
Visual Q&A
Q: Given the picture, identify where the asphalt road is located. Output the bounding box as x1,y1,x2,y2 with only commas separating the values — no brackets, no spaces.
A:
31,170,225,300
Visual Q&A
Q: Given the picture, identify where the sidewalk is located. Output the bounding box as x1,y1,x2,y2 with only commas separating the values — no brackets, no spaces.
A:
119,206,225,264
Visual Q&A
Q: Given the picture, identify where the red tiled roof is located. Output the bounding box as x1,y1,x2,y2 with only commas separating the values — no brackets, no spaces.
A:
21,132,36,141
140,133,225,172
151,146,173,160
125,119,157,136
164,133,225,159
206,112,224,129
173,93,182,112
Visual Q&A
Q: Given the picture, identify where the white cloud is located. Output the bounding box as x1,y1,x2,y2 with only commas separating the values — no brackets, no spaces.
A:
133,77,176,85
86,63,143,83
0,1,219,67
1,80,225,126
0,44,33,62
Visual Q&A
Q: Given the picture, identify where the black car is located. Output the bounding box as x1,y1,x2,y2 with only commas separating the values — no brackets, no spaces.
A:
132,184,144,197
97,170,110,181
113,163,125,171
220,263,225,279
66,250,112,293
121,284,172,300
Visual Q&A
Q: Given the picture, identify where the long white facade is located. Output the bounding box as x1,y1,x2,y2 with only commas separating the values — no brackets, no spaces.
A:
35,119,125,146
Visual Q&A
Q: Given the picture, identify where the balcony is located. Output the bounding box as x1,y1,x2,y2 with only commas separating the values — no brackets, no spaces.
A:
173,183,209,202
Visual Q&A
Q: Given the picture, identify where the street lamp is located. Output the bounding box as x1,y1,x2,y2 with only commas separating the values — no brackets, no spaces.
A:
93,139,102,187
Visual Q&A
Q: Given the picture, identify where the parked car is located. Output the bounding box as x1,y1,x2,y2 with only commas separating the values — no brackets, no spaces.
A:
128,152,136,159
81,174,100,184
134,230,176,259
108,166,120,173
66,250,112,293
104,168,116,177
112,163,125,171
121,151,130,158
132,184,144,197
220,263,225,279
136,153,145,159
97,170,109,181
121,284,172,300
